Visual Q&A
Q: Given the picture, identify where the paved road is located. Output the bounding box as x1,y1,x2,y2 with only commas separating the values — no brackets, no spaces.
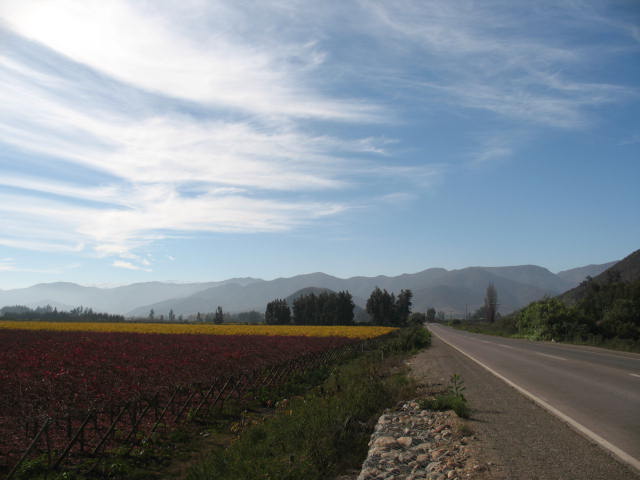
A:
427,324,640,471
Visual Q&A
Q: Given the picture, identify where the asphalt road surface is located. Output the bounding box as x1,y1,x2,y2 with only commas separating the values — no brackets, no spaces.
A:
427,324,640,472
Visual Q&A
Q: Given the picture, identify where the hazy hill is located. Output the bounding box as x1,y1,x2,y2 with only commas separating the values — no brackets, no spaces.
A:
0,278,260,315
128,265,582,318
561,249,640,303
556,261,617,286
0,260,621,319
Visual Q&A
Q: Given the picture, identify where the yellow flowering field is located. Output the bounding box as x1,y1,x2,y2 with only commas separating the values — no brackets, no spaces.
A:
0,321,396,339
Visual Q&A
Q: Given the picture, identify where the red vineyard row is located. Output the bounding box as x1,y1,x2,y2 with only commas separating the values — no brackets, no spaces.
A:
0,329,357,475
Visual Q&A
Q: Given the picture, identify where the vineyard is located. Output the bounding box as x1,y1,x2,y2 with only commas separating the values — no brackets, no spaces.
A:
0,323,395,479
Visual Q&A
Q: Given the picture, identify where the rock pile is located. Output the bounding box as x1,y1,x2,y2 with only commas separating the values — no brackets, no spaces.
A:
356,401,484,480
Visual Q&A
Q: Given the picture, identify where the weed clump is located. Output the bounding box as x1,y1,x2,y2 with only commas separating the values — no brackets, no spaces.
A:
420,373,470,419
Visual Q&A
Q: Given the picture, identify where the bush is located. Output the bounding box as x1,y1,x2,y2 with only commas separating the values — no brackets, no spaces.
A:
515,298,589,341
600,298,640,340
388,325,431,352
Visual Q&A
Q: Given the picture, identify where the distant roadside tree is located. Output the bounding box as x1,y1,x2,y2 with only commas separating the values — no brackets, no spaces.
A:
366,287,413,326
426,307,436,323
234,311,264,324
265,299,291,325
366,287,396,326
408,312,426,326
214,306,224,324
335,291,355,325
484,284,498,323
291,291,354,325
148,309,155,321
471,305,487,322
396,289,413,326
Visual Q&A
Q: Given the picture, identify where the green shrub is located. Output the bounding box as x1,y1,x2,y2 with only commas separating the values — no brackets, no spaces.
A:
421,393,470,419
420,374,470,419
386,325,431,352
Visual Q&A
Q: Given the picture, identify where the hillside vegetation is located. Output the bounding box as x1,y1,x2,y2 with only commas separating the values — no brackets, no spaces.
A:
454,249,640,351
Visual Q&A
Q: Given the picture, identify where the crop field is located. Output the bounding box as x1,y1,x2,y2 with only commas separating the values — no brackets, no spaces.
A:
0,321,395,338
0,323,394,478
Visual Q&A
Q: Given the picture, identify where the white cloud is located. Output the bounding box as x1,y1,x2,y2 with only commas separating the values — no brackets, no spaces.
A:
112,260,150,271
0,258,16,271
0,0,380,122
0,10,402,260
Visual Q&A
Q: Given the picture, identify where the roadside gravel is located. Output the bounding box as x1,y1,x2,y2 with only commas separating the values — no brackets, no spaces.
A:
408,335,640,480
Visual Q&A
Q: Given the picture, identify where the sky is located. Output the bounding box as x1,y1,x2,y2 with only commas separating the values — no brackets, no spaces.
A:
0,0,639,289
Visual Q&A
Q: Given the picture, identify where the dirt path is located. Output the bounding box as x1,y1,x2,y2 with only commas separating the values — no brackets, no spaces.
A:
407,335,640,480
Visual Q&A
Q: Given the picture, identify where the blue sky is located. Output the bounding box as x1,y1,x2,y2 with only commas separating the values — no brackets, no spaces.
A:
0,0,639,289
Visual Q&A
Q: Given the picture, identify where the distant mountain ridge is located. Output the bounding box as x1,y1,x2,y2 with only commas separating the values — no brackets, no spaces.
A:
556,262,618,286
0,260,617,318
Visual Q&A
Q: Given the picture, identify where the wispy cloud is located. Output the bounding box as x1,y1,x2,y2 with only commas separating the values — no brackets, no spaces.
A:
0,258,16,271
0,257,76,274
1,0,635,275
619,133,640,146
112,260,150,272
0,2,419,260
0,0,380,122
362,0,635,129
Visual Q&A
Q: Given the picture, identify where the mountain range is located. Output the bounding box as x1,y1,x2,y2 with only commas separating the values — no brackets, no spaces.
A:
0,260,617,318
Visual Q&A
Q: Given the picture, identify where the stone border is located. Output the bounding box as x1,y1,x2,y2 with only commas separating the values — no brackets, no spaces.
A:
355,401,485,480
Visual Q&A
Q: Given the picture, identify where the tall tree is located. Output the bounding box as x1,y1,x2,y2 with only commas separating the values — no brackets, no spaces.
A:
484,283,498,323
336,291,355,325
366,287,396,326
265,299,291,325
426,307,436,323
396,289,413,326
214,306,224,324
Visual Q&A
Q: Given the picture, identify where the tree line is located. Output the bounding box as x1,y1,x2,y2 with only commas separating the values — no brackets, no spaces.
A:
264,287,436,327
0,305,125,322
266,291,355,325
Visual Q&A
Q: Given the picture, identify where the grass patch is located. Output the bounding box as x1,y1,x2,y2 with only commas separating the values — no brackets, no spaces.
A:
186,326,429,480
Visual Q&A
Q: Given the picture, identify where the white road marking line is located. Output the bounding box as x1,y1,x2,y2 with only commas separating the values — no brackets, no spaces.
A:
429,328,640,474
497,344,516,349
536,352,567,361
480,340,494,344
630,373,640,379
